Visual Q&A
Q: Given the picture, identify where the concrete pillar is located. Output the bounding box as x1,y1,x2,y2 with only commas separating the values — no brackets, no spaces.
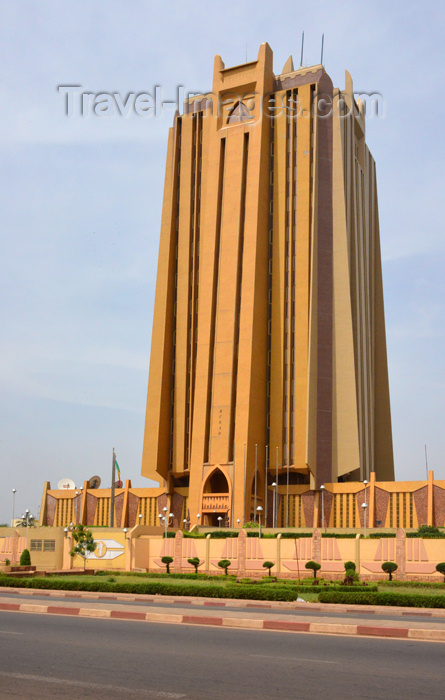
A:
125,533,132,571
276,533,282,574
62,533,73,570
396,527,406,579
355,534,361,572
427,470,434,526
313,492,320,528
238,529,247,577
205,534,211,574
121,480,132,528
174,530,183,572
369,471,376,528
312,528,321,563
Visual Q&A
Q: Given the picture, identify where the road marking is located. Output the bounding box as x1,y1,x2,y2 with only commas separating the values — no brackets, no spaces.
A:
250,655,341,664
0,631,23,635
0,672,186,698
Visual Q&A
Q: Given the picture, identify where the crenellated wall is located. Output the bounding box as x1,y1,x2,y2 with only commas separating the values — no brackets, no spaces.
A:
39,472,445,530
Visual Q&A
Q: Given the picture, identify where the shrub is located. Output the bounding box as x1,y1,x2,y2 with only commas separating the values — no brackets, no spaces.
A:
107,577,116,583
305,560,321,579
20,549,31,566
344,561,356,571
436,563,445,582
217,559,231,575
187,557,201,573
4,559,10,566
342,569,360,585
161,556,173,574
381,561,398,581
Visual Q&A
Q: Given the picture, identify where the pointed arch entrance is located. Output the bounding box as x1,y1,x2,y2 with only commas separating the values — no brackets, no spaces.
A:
200,466,232,526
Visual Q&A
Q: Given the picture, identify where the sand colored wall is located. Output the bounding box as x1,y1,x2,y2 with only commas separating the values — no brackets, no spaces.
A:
14,525,445,582
68,527,127,571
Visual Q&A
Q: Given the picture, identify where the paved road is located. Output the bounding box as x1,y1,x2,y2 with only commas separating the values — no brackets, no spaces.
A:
0,611,444,699
2,589,445,624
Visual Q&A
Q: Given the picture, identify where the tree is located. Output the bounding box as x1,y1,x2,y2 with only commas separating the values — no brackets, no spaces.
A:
344,561,356,572
161,555,173,573
69,524,96,570
262,561,275,577
218,559,231,575
188,557,201,573
305,560,321,579
20,549,31,566
381,561,398,581
436,563,445,582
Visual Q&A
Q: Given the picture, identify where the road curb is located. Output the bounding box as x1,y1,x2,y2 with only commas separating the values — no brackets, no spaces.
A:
2,586,445,618
1,600,445,641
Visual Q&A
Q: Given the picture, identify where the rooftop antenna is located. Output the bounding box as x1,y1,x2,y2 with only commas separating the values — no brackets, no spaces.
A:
321,33,324,66
300,31,305,68
425,444,429,480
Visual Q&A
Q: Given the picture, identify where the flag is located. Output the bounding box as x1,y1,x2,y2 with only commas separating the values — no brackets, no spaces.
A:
116,460,122,488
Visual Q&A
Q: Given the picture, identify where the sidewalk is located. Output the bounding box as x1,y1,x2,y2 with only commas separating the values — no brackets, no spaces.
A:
1,587,445,641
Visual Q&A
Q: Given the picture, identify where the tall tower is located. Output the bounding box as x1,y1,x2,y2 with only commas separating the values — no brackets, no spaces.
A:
142,44,394,527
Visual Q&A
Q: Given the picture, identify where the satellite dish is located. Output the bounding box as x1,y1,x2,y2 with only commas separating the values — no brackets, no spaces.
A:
114,480,122,489
58,478,75,490
88,475,102,489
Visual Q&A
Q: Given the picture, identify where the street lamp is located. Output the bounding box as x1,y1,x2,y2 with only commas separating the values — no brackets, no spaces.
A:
362,502,368,538
257,506,263,538
320,485,325,531
123,528,129,540
217,516,223,527
64,527,69,539
21,509,34,539
272,482,277,528
237,518,241,527
138,513,143,526
166,513,174,538
12,489,16,527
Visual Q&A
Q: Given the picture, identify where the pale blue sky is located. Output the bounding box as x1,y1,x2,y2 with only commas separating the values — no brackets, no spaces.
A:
1,0,444,522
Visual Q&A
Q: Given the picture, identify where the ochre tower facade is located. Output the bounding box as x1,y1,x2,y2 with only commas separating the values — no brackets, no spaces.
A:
142,44,394,528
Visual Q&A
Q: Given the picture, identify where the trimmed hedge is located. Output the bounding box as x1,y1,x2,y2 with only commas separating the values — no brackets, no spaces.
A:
318,590,445,608
0,576,299,601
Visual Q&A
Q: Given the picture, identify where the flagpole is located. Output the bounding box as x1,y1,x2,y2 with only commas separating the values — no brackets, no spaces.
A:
243,443,246,526
265,445,268,528
110,448,116,527
254,444,258,523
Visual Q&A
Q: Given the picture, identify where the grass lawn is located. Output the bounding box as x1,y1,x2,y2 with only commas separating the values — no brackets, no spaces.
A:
379,584,445,597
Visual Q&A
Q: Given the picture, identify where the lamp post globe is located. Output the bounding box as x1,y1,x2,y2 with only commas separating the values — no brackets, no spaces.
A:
257,505,263,538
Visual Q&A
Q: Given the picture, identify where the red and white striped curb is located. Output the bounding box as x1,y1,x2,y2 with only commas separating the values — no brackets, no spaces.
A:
1,587,445,618
1,600,444,641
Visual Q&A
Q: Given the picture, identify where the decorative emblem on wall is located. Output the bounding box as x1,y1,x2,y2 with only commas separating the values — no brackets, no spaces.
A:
85,539,124,560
